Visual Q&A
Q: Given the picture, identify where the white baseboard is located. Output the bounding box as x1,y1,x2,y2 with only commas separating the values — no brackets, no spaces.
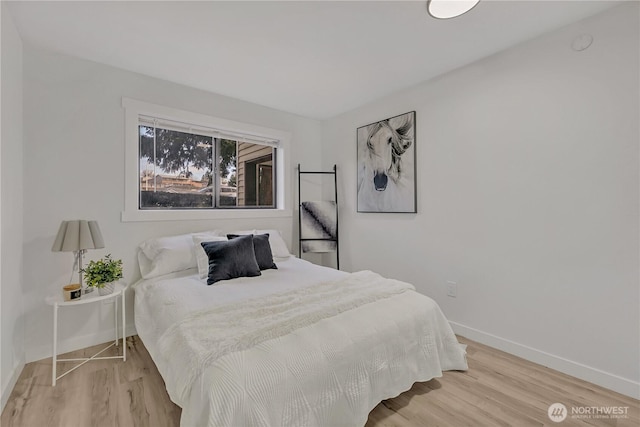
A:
450,321,640,400
1,356,25,412
26,323,137,364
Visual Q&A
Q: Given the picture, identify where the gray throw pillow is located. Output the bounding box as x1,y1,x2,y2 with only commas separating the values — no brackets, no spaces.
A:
227,233,278,271
201,234,261,285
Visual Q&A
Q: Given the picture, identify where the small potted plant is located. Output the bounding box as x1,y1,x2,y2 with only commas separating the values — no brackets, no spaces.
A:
81,254,123,296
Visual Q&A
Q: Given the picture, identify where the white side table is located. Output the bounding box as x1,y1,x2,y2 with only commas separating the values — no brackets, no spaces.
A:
45,281,127,386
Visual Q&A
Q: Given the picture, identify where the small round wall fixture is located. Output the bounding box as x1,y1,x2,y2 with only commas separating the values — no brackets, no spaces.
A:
571,34,594,52
427,0,480,19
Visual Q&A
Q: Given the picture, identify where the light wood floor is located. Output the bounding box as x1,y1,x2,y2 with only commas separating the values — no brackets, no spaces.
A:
2,335,638,427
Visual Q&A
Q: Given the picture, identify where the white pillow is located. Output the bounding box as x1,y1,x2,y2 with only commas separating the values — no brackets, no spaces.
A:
192,234,228,279
257,229,291,259
137,251,154,279
226,229,291,259
138,230,221,279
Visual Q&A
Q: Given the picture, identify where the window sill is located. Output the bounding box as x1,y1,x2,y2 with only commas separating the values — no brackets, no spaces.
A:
121,208,292,222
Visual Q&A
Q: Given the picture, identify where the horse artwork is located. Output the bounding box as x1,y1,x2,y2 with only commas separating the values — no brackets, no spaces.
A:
357,111,416,213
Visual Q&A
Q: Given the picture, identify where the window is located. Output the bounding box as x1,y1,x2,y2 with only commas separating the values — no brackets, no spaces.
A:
139,119,276,209
123,98,291,221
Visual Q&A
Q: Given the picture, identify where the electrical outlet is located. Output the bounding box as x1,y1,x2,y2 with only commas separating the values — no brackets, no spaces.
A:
446,281,457,298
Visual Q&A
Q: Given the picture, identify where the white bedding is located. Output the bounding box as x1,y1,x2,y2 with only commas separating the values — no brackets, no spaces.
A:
134,257,467,427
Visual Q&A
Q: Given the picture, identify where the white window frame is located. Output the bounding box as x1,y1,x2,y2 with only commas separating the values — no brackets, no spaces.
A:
122,98,292,222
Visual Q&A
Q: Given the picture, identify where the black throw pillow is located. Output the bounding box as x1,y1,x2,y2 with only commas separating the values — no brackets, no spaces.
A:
201,234,261,285
227,233,278,271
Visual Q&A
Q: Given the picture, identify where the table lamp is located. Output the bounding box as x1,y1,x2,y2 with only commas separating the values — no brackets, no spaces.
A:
52,220,105,294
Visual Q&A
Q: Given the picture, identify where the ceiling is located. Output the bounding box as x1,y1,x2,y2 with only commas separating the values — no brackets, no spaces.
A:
7,1,620,120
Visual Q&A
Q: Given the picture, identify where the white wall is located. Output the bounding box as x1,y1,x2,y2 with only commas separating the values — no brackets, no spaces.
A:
22,47,324,362
1,2,25,410
322,3,639,398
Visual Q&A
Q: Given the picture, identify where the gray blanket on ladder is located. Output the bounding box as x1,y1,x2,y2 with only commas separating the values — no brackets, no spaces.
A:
301,201,337,253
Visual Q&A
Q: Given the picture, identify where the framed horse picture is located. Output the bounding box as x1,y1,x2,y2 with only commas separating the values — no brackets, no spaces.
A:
357,111,416,213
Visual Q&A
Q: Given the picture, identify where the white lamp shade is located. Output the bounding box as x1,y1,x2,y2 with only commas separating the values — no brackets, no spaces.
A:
51,220,105,252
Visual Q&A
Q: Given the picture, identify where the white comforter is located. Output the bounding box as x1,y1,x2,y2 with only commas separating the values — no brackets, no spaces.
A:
134,258,467,427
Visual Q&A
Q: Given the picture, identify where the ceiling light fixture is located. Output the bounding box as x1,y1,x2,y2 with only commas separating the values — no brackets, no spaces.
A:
427,0,480,19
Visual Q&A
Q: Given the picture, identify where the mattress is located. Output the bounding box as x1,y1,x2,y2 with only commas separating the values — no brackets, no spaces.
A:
133,257,467,426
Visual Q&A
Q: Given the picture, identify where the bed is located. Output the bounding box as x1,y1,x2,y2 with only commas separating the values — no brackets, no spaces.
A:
133,230,467,426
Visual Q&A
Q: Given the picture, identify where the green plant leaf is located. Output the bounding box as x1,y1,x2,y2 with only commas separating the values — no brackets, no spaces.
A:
81,254,124,287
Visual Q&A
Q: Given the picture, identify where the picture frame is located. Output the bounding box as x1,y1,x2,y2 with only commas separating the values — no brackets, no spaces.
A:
357,111,416,213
